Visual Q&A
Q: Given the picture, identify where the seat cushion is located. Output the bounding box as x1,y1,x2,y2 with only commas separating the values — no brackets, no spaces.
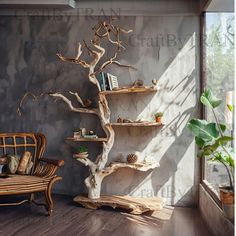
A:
0,174,50,195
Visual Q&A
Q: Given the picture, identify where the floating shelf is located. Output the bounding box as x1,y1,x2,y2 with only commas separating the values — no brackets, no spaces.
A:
107,161,160,172
100,86,157,95
67,137,108,142
74,195,165,215
110,122,163,127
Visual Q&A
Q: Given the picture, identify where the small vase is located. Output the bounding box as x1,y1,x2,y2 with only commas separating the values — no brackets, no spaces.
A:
155,117,162,123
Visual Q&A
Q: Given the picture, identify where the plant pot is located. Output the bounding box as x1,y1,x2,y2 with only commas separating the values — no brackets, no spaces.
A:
219,186,234,221
74,152,89,159
155,117,162,123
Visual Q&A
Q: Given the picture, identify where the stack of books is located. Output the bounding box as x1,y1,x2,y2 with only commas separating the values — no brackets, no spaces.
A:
98,72,119,91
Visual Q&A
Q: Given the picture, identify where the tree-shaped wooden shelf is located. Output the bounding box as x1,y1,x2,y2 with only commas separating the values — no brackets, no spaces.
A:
46,18,164,214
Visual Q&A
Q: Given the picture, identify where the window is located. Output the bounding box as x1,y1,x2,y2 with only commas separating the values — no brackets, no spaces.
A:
202,13,234,197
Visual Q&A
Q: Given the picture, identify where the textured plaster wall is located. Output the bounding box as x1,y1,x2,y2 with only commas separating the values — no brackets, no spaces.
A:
0,11,200,206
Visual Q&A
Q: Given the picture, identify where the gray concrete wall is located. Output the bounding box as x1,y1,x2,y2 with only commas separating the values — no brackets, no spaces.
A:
0,3,200,206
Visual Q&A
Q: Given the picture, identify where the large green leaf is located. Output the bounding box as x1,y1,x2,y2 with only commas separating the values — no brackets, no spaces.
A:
212,152,234,168
216,136,233,145
219,123,226,133
203,142,220,156
200,88,222,108
187,119,219,142
195,137,205,148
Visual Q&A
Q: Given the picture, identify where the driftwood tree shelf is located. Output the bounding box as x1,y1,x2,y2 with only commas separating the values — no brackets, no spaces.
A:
40,18,165,214
73,195,165,215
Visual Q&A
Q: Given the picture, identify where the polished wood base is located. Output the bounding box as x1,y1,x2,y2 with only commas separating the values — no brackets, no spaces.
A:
73,195,165,214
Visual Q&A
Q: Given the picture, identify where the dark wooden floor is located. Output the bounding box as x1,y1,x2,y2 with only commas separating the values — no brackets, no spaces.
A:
0,194,214,236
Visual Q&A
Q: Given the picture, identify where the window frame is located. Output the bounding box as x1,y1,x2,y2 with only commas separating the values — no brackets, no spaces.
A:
200,11,234,208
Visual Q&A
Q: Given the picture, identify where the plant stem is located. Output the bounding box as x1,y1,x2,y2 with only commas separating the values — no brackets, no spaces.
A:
212,107,232,158
212,107,224,137
218,158,234,190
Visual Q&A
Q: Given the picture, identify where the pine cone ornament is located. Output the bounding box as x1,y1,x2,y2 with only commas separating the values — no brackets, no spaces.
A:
127,153,138,163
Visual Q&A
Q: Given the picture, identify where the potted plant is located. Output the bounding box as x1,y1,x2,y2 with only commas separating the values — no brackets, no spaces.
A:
154,112,163,123
187,88,234,220
75,146,89,159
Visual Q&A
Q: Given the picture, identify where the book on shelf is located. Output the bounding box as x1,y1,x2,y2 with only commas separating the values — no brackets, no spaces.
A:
98,72,119,91
104,73,111,90
107,73,119,90
98,72,106,91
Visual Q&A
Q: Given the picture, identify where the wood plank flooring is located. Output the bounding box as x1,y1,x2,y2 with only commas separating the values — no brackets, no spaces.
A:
0,194,214,236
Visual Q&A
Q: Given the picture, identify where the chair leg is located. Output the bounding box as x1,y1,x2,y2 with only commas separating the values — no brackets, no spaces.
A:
28,193,35,202
44,187,53,216
44,177,62,216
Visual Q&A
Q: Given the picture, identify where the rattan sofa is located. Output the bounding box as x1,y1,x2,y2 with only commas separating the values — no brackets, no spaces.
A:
0,133,64,215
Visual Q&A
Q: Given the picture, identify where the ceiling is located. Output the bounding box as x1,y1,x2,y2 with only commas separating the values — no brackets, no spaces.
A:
0,0,76,9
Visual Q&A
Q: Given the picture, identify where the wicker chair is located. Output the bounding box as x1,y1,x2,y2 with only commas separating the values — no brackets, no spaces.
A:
0,133,64,215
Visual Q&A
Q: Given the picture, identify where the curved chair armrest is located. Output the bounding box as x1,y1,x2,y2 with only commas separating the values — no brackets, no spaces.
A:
34,158,64,178
40,158,65,167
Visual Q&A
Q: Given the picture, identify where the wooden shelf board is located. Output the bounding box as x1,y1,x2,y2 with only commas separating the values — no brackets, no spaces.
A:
100,86,157,95
110,122,163,127
67,137,107,142
108,161,160,172
73,195,165,215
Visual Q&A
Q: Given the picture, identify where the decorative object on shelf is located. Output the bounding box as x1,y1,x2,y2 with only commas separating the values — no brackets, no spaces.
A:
152,78,158,86
187,88,234,221
123,118,133,123
132,79,144,88
81,128,87,136
83,134,98,139
75,146,89,159
127,153,138,164
117,116,123,123
107,73,119,90
74,128,87,139
154,112,163,123
74,131,82,139
98,72,119,91
74,129,98,139
83,99,92,108
98,72,106,91
151,78,160,90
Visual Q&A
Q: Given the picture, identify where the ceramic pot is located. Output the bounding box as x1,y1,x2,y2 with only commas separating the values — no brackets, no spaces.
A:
219,186,234,221
155,117,162,123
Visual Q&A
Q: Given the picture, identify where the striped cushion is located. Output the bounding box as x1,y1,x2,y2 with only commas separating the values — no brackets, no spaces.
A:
0,174,50,195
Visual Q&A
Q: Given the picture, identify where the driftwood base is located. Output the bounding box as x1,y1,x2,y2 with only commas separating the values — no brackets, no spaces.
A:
73,195,165,215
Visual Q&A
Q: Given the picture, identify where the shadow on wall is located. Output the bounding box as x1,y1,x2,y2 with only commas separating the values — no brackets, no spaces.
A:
103,23,199,206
